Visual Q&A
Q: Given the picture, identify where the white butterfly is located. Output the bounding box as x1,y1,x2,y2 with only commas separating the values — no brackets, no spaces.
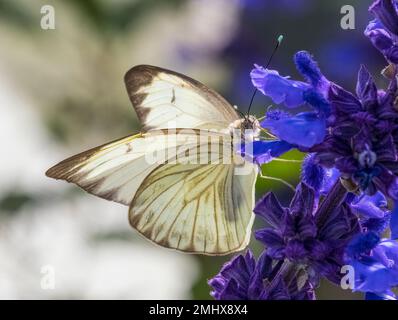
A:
46,65,263,255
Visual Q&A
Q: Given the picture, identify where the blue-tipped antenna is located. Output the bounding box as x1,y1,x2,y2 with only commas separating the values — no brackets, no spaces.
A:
246,35,284,117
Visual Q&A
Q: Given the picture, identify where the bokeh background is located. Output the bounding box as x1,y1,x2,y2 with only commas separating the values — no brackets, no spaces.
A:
0,0,386,299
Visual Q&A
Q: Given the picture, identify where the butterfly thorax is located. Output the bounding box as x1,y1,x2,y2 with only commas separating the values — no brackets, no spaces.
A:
229,115,260,141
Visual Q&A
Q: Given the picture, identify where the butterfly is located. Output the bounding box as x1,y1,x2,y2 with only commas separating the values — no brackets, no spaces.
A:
46,65,264,255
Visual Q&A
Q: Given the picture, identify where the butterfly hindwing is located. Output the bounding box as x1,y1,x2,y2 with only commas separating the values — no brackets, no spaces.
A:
129,147,257,255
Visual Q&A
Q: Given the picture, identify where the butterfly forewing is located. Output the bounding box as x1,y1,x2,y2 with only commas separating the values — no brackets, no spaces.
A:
124,65,240,131
46,130,229,206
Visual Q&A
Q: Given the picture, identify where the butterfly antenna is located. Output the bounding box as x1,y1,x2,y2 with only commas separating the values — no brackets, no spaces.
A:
233,105,247,118
246,35,284,117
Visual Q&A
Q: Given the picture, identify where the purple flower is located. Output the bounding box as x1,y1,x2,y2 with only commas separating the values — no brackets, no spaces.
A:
310,65,398,197
370,0,398,36
345,191,398,296
346,237,398,294
261,111,326,148
348,191,391,240
250,51,330,148
365,0,398,63
301,153,340,194
210,1,398,301
366,292,397,300
254,182,360,284
251,66,311,108
350,192,388,220
365,19,398,64
208,250,314,300
251,51,330,111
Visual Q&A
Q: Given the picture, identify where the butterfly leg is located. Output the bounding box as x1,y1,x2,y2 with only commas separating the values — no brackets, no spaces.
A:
271,158,303,163
256,162,295,191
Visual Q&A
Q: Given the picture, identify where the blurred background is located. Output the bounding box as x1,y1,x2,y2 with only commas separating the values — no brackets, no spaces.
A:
0,0,385,299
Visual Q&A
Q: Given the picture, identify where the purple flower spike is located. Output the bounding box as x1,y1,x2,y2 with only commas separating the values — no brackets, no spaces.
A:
210,0,398,300
310,65,398,196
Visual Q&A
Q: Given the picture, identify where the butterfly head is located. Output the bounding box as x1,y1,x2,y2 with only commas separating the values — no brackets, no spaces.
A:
229,115,261,141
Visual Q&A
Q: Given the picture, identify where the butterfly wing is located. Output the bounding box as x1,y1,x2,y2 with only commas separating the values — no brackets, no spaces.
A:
46,130,257,255
46,131,209,205
46,133,151,205
124,65,240,131
129,137,257,255
129,162,256,255
46,130,224,205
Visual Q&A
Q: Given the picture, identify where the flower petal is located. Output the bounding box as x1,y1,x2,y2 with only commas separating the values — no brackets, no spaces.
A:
350,192,387,219
356,65,378,108
346,232,381,258
365,18,398,63
301,153,326,192
242,140,293,165
261,111,326,148
351,259,398,293
255,228,285,248
370,0,398,36
250,64,309,108
294,51,329,90
254,192,286,228
302,89,331,115
365,292,397,300
350,240,398,293
289,182,316,218
329,83,362,114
